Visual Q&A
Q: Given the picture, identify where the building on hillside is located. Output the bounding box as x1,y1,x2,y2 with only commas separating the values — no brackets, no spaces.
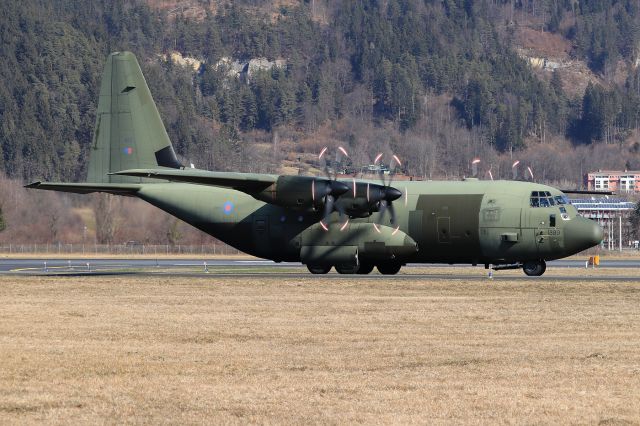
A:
569,197,637,250
585,170,640,192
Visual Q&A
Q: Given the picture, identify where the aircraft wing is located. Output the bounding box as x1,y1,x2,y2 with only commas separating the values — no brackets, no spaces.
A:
111,169,277,193
560,189,615,195
25,182,142,195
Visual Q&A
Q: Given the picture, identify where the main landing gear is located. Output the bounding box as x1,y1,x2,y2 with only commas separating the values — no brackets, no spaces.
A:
376,262,402,275
306,261,402,275
306,264,332,274
522,260,546,276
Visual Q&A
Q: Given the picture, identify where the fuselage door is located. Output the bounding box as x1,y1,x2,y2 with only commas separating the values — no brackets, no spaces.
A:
535,221,548,250
532,210,556,255
253,215,270,256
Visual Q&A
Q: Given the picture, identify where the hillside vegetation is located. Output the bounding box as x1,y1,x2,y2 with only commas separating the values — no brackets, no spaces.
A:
2,0,640,185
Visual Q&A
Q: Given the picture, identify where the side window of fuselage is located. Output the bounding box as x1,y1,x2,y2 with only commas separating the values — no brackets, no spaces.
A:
550,214,556,227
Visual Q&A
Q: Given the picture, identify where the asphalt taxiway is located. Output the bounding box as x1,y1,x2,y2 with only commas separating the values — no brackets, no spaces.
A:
1,257,639,281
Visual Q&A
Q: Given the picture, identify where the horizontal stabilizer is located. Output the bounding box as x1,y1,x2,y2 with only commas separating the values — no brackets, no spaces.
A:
25,182,141,196
111,169,276,193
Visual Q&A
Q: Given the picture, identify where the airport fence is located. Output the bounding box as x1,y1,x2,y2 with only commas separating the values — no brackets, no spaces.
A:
0,243,242,256
0,243,635,257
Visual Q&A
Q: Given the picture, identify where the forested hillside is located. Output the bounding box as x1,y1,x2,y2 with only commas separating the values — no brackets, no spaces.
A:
3,0,640,185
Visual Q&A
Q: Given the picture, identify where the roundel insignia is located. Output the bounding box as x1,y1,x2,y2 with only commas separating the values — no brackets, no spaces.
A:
223,201,234,215
123,147,133,155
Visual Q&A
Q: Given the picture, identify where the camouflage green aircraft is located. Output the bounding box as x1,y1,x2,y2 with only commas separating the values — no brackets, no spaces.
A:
27,52,604,276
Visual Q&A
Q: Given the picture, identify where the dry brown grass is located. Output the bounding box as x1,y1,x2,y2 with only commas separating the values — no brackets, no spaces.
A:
1,275,640,424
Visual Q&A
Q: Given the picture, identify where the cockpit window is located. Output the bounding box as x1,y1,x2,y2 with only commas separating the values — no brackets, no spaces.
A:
530,191,566,208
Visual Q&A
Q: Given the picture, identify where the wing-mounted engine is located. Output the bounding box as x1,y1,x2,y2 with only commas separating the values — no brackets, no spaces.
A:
253,176,401,215
333,180,402,218
249,147,406,231
253,175,349,211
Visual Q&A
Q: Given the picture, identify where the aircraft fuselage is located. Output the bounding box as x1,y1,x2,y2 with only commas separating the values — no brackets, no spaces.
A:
135,178,603,271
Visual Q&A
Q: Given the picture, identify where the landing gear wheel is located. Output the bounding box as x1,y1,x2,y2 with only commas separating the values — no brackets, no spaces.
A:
335,264,358,274
377,262,402,275
356,262,374,275
522,260,546,276
307,264,331,274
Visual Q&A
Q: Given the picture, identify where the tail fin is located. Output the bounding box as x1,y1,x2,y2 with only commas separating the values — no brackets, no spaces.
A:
87,51,182,183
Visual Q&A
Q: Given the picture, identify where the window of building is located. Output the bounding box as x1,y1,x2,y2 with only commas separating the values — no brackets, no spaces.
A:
595,177,609,189
620,176,635,192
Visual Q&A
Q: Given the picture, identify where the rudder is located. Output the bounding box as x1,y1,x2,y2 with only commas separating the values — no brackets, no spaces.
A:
87,51,182,183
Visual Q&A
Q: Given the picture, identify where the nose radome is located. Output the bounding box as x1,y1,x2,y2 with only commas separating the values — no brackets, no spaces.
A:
591,220,604,246
564,217,603,254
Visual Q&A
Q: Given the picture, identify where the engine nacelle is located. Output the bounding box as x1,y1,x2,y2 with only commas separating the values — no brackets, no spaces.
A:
254,176,402,219
253,176,347,211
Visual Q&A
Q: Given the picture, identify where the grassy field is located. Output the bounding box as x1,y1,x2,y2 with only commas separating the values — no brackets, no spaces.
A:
1,275,639,424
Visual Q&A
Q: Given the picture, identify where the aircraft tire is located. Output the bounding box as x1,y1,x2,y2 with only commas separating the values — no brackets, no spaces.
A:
522,260,546,276
377,262,402,275
356,262,374,274
307,264,332,274
335,264,359,274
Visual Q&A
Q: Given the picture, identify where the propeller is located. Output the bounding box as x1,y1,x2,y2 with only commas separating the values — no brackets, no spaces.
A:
317,146,350,230
371,153,403,232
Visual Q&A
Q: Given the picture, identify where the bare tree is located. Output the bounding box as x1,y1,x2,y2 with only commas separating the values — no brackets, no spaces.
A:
93,194,119,245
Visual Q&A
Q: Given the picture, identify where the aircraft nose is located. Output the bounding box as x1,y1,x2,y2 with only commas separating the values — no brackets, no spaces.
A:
564,217,604,254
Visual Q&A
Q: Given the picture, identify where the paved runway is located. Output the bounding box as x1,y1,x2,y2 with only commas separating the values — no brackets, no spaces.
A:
0,257,638,280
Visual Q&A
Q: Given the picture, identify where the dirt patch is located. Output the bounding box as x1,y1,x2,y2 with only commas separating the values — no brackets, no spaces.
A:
516,27,572,59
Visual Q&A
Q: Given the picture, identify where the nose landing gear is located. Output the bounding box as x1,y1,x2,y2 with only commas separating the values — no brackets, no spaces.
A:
522,260,546,276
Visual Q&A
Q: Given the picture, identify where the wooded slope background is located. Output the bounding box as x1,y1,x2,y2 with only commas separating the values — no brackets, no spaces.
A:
2,0,640,244
3,0,640,183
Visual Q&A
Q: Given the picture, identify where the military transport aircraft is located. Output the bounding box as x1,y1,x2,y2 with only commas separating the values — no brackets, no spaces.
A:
27,52,604,276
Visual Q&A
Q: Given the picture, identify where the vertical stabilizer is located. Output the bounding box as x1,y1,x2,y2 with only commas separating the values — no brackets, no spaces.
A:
87,51,182,183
